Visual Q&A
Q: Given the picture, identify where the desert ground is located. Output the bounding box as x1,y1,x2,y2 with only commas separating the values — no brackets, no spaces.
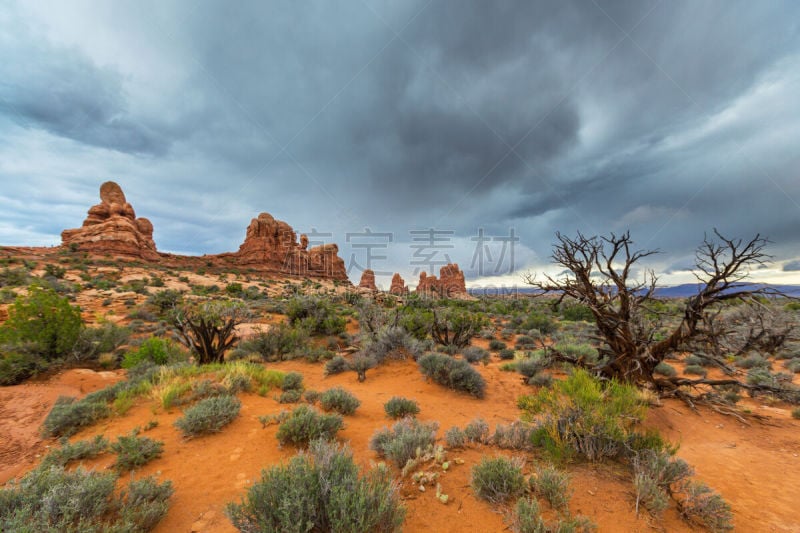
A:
1,249,799,532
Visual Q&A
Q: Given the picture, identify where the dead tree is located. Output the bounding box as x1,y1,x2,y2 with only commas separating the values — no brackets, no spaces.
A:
170,300,250,364
524,230,785,390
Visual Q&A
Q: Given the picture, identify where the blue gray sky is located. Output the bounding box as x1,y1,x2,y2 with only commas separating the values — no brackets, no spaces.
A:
1,1,799,288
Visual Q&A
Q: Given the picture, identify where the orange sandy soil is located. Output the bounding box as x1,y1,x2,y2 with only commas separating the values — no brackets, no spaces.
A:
2,357,799,533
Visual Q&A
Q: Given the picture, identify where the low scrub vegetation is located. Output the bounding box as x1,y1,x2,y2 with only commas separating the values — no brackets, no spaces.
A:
238,323,309,361
122,336,187,369
111,431,165,471
275,404,343,446
174,395,241,437
41,396,111,438
529,464,571,511
0,465,173,531
471,456,525,504
369,417,439,468
40,435,109,468
286,295,346,335
319,387,361,415
226,440,404,532
509,497,595,533
418,352,486,398
518,369,650,462
679,481,734,532
384,397,420,419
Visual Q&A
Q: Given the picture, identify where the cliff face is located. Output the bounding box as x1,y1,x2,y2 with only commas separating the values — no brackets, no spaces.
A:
60,182,349,281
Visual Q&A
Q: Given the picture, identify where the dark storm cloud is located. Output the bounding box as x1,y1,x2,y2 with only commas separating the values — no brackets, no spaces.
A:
784,260,800,272
0,23,167,156
1,0,800,283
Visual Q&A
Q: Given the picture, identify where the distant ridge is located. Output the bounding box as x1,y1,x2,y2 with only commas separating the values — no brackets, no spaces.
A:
468,283,800,298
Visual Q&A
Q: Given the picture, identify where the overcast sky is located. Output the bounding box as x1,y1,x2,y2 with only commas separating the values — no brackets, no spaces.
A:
1,1,799,288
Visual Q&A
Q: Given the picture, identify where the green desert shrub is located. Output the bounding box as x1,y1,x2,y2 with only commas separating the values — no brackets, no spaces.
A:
174,395,241,437
239,323,309,361
783,358,800,373
632,449,693,516
286,296,346,335
279,389,303,403
225,440,404,533
40,435,109,468
683,364,707,377
679,481,734,532
111,431,164,471
517,356,549,379
319,387,361,415
418,352,486,398
122,336,186,369
350,353,377,382
509,497,595,533
560,303,595,322
444,426,467,449
363,326,429,362
275,405,344,446
745,368,786,391
462,346,490,364
509,497,546,533
384,397,420,419
492,422,534,450
527,373,553,387
518,369,649,462
471,456,525,504
324,355,349,376
72,321,131,362
654,361,678,377
0,351,47,385
0,284,83,359
464,417,490,444
0,465,172,532
282,372,304,392
41,396,111,438
518,312,557,335
735,353,770,369
498,348,516,360
529,465,571,511
369,418,439,468
397,308,434,341
489,339,507,351
430,308,488,348
147,288,183,313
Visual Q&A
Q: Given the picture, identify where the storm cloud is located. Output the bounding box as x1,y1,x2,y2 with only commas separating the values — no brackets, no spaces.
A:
1,0,799,287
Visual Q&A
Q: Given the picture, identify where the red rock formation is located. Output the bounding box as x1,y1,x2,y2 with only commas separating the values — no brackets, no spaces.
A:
61,181,158,260
415,263,467,297
306,243,347,280
61,183,349,282
358,269,377,290
389,273,407,295
232,212,346,280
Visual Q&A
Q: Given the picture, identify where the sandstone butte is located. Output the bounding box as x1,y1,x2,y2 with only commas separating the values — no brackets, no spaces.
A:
60,181,348,281
389,272,408,295
415,263,467,297
358,268,377,291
